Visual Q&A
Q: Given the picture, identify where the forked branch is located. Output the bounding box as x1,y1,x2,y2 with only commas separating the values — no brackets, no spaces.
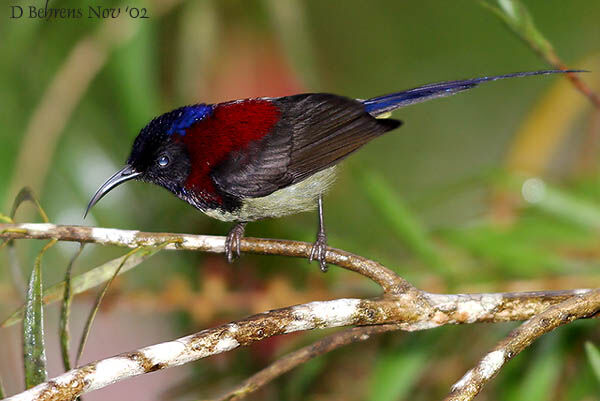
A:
446,289,600,400
0,223,597,401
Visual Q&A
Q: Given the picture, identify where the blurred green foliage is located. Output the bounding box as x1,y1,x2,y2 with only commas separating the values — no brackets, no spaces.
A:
1,0,599,400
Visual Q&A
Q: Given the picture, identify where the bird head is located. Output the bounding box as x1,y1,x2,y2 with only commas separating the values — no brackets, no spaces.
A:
85,104,212,217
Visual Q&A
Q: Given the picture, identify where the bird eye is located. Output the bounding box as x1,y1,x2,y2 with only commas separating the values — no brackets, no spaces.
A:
157,155,170,167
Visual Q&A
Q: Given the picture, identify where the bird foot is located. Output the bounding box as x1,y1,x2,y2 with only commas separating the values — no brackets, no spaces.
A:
309,230,328,272
225,222,246,263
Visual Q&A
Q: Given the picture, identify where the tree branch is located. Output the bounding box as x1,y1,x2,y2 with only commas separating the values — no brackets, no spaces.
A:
1,222,597,400
445,288,600,401
2,289,593,400
0,223,411,294
213,324,400,401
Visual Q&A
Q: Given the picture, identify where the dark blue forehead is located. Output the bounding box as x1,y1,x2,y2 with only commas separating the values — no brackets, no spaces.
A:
166,104,213,136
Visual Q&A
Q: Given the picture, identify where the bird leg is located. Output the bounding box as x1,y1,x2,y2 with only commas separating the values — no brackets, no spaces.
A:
309,195,329,272
225,222,247,263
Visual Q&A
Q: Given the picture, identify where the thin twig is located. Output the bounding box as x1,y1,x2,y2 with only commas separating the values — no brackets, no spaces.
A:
212,325,399,401
445,288,600,401
0,223,411,294
482,0,599,109
549,58,600,109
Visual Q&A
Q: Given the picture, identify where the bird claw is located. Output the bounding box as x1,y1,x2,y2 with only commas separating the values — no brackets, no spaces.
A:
225,223,246,263
309,231,328,272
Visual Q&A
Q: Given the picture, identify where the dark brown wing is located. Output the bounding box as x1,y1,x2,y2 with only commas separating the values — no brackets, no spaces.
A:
211,93,401,198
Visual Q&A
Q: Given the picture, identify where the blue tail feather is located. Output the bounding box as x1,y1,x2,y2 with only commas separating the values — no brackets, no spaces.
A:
362,69,585,116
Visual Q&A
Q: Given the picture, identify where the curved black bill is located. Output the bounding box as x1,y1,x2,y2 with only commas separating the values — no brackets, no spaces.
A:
84,165,141,218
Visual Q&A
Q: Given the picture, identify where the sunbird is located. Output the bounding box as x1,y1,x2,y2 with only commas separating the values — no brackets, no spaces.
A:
86,69,578,271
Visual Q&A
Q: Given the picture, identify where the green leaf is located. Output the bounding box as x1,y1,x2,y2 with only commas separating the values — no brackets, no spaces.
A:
175,0,219,101
441,224,567,276
2,187,49,289
2,247,160,328
0,376,5,399
354,169,447,276
480,0,555,59
505,339,562,401
585,342,600,384
23,240,56,389
60,244,85,372
0,213,13,223
530,182,600,230
75,244,169,366
265,0,320,89
107,10,160,134
507,175,600,230
10,187,49,223
367,345,428,401
6,235,26,298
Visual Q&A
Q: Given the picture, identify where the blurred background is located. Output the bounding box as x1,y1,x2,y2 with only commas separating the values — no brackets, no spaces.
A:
1,0,599,399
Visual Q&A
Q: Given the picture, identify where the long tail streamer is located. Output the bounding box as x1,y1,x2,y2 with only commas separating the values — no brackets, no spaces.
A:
362,69,585,116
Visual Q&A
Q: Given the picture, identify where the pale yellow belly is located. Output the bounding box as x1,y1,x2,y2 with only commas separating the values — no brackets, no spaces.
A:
203,166,337,222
